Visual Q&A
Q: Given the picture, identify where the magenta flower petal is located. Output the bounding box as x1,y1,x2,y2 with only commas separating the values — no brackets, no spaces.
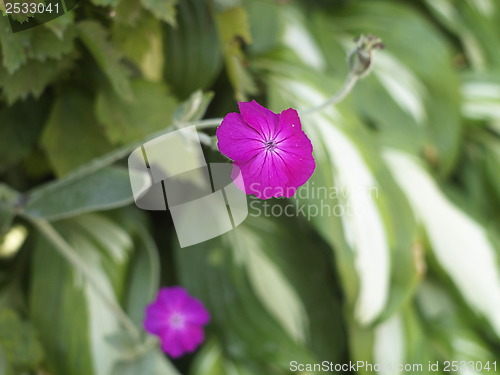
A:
144,287,210,358
183,299,211,325
216,113,264,162
157,286,189,310
217,101,316,199
160,328,185,358
179,324,204,352
238,100,279,140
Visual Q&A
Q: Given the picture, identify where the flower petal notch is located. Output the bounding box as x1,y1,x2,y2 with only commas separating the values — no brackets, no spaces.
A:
144,287,210,358
216,100,316,199
128,126,248,248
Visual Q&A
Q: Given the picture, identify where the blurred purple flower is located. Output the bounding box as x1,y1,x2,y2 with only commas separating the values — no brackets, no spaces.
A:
216,100,315,199
144,286,210,358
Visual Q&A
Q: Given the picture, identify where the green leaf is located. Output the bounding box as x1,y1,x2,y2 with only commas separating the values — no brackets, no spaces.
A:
96,80,177,145
112,11,164,81
123,225,160,327
265,59,418,327
140,0,177,26
385,150,500,338
0,59,69,104
417,281,498,363
0,17,30,74
111,348,181,375
214,6,257,101
43,10,75,39
30,214,134,375
27,25,77,61
0,308,44,375
41,89,113,176
176,215,346,371
24,167,149,221
191,340,255,375
164,0,222,99
77,20,133,100
0,14,76,74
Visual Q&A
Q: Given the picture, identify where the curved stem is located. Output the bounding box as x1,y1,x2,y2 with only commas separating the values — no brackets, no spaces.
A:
192,118,223,129
27,217,142,342
300,72,359,116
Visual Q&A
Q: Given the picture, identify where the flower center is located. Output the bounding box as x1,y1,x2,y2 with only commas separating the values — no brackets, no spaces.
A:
264,140,277,152
169,312,185,329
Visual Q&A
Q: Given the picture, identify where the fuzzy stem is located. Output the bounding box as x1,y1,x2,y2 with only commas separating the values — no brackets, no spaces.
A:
300,72,359,116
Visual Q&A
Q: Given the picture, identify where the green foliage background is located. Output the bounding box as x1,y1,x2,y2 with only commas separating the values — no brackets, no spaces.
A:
1,0,500,374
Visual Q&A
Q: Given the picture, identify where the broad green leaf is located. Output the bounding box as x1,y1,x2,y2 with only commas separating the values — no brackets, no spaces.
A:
0,17,30,74
265,63,418,327
0,15,76,75
214,6,256,101
228,224,308,343
176,215,346,371
191,340,255,375
96,80,178,145
24,167,149,221
112,12,164,81
27,25,77,61
43,10,75,39
417,281,499,364
0,59,69,104
425,0,500,70
122,220,160,327
30,214,134,375
384,149,500,338
164,0,222,99
41,89,113,176
0,308,43,375
77,20,133,100
140,0,177,26
461,73,500,129
111,348,181,375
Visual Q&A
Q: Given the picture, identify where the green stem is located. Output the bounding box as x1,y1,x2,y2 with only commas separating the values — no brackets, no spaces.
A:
27,118,223,204
192,118,223,128
300,72,359,116
27,217,142,342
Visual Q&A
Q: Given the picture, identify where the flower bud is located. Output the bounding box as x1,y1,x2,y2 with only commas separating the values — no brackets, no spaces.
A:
348,34,385,78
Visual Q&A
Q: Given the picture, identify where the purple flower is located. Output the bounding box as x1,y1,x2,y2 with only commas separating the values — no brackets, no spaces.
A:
216,100,315,199
144,287,210,358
